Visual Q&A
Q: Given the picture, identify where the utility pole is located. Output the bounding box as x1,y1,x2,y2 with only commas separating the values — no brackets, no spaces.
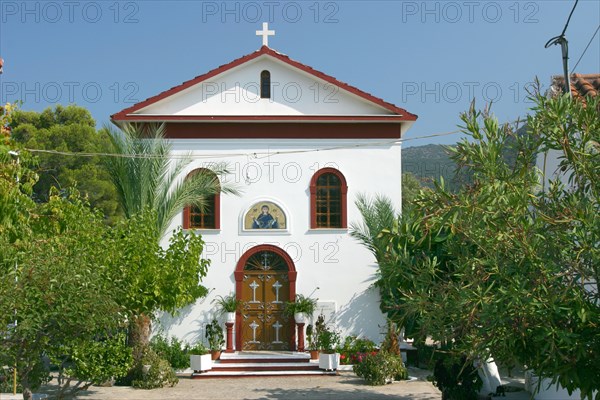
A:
545,0,579,99
545,35,572,99
8,150,19,396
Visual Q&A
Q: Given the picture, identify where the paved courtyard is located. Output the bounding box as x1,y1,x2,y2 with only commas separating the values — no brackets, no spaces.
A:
74,372,442,400
2,368,534,400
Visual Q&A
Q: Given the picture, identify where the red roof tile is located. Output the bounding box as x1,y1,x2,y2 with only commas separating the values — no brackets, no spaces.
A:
111,46,417,122
550,73,600,101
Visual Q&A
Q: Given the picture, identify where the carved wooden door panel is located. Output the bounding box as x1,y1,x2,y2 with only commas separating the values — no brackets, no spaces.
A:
240,251,291,351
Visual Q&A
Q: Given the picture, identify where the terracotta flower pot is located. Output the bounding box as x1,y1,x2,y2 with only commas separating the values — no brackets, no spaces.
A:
211,350,222,360
310,350,320,360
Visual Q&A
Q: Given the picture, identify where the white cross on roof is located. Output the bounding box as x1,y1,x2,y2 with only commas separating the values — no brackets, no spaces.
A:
256,22,275,47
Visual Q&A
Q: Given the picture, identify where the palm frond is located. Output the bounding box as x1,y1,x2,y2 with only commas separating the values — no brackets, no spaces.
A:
350,193,399,260
103,122,241,237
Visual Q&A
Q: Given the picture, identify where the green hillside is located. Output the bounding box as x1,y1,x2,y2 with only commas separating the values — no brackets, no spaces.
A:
403,124,527,192
402,144,467,192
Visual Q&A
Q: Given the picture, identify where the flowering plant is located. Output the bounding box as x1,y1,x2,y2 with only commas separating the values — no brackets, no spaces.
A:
338,335,377,365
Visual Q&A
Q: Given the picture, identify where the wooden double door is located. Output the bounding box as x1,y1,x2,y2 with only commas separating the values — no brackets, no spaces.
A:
238,250,293,351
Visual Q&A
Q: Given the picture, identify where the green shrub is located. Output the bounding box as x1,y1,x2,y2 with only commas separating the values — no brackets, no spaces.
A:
338,335,377,365
205,319,225,352
415,343,437,369
188,343,209,355
150,334,189,370
66,332,132,385
0,367,22,393
131,348,178,389
353,351,408,385
432,353,481,400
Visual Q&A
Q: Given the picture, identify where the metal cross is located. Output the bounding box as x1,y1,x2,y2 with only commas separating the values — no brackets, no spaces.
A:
250,320,260,343
272,281,282,303
272,321,282,343
256,22,275,47
249,280,260,303
261,252,270,270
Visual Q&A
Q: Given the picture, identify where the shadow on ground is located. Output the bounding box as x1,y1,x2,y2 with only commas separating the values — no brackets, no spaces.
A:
250,385,440,400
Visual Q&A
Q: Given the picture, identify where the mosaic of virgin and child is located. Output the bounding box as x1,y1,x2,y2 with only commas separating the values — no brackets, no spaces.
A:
252,205,279,229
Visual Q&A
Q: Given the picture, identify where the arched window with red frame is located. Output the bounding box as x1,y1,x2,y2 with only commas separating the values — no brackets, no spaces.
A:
182,169,221,230
310,168,348,229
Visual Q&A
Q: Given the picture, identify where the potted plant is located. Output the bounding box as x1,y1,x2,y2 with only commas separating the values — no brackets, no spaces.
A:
205,319,225,360
189,342,212,372
306,324,320,360
212,294,242,323
284,294,317,324
318,323,341,371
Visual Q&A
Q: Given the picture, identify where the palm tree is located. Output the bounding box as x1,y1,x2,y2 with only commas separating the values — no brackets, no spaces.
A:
104,122,238,237
349,193,398,262
103,122,239,363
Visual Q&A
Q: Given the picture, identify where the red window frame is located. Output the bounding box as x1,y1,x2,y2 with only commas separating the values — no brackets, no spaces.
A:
182,169,221,229
309,168,348,229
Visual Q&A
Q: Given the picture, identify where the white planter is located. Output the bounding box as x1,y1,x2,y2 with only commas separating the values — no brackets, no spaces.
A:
190,354,212,372
474,358,502,395
294,312,306,324
226,312,236,323
318,353,340,370
524,372,594,400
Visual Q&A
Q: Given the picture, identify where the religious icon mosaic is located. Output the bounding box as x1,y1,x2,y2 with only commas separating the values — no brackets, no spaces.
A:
243,201,286,230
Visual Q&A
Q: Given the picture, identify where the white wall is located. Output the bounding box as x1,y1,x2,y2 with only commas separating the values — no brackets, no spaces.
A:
156,138,402,347
137,56,393,116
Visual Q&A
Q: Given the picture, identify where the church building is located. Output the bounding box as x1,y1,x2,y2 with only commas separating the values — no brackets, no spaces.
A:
111,24,417,351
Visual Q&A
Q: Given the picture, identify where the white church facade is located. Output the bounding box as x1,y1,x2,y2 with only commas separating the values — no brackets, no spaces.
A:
112,27,417,351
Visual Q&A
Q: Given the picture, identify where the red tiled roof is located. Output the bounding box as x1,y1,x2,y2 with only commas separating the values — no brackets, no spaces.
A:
111,46,417,122
550,73,600,101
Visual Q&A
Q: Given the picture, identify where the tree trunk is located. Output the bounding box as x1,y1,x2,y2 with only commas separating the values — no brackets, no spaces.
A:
129,313,151,362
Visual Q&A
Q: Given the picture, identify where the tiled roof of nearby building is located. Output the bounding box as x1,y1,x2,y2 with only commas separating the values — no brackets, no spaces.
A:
550,73,600,101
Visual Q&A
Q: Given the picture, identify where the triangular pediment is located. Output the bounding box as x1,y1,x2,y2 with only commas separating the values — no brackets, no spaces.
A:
112,47,417,122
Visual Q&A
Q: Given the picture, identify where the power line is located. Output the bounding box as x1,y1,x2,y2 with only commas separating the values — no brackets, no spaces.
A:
571,24,600,73
22,120,524,161
24,129,464,160
561,0,579,37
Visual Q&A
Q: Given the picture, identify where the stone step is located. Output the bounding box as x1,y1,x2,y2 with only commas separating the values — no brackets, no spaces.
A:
217,352,311,364
212,362,319,372
192,370,337,379
190,351,332,378
217,357,310,364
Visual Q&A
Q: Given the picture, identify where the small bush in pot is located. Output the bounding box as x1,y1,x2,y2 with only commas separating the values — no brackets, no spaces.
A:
306,324,320,359
318,328,340,354
212,294,242,314
188,343,209,356
284,294,317,322
189,343,211,372
205,319,224,360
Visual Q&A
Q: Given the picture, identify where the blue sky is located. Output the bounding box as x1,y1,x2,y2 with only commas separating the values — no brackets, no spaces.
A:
1,0,599,147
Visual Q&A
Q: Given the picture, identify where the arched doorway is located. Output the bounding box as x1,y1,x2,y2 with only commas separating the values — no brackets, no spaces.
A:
234,245,297,351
